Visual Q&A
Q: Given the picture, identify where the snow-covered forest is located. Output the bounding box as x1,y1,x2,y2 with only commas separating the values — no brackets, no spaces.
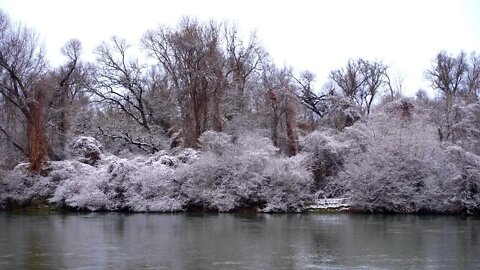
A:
1,10,479,214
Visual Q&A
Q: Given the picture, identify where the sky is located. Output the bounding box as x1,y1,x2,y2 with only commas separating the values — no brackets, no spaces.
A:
0,0,479,96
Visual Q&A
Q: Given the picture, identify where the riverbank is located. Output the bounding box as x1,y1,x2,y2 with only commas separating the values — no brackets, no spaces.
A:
3,195,479,216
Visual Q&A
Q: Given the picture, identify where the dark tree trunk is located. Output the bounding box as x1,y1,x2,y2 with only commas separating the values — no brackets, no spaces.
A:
213,88,222,132
27,84,48,172
57,85,68,155
268,89,279,147
285,101,298,156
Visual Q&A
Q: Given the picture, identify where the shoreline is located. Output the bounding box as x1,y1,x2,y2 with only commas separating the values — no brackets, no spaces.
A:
2,198,478,216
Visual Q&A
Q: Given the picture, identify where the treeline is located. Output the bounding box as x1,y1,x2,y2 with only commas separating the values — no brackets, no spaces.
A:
0,10,479,171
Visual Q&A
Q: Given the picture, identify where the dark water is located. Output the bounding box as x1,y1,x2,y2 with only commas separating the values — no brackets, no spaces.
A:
0,212,479,270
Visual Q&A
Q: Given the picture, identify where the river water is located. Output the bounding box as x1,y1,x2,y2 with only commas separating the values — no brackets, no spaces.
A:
0,212,479,269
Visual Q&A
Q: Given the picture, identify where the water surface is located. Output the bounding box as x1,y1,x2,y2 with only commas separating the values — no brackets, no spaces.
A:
0,212,479,269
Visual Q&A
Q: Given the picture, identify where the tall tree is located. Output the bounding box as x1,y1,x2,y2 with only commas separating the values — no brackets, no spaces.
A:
360,59,389,114
426,51,467,102
224,27,265,114
48,39,85,159
330,59,365,103
89,36,153,132
465,52,480,101
0,10,49,171
263,66,299,155
142,18,224,147
426,51,479,142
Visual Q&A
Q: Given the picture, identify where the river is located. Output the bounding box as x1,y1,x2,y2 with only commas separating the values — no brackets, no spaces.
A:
0,212,479,269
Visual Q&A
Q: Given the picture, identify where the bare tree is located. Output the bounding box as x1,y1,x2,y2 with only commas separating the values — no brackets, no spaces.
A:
330,58,389,114
384,71,405,100
142,18,224,147
224,27,265,113
330,59,365,103
89,36,153,132
263,66,299,155
292,71,331,119
0,10,49,171
426,51,467,101
360,59,389,114
465,52,480,101
426,50,480,142
48,39,85,159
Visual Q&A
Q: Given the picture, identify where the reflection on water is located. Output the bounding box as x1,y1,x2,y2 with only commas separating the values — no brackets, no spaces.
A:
0,212,479,269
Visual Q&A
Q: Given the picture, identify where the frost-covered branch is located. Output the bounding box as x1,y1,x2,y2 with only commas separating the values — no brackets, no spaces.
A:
97,126,160,153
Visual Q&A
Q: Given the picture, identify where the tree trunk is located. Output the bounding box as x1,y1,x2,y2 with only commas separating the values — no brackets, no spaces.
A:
271,112,279,147
285,100,299,156
27,85,48,172
182,99,196,148
57,85,68,156
213,88,222,132
268,89,279,147
193,95,201,147
27,116,46,172
202,93,209,133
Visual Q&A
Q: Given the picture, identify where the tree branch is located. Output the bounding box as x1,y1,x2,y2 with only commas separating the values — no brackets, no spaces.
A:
0,124,27,156
97,126,159,154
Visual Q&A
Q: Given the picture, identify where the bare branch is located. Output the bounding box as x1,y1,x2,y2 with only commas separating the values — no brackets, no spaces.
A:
0,124,27,156
97,126,159,153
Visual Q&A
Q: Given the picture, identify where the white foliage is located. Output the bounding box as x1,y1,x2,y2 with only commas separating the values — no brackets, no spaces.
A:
446,146,480,213
68,136,104,165
1,133,312,213
301,128,365,197
51,153,186,212
0,160,94,208
332,98,477,213
259,154,313,212
178,131,312,212
320,95,363,130
450,102,480,154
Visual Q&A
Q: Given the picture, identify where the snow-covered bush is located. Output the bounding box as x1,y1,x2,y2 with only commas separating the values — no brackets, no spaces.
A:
177,131,313,212
336,99,460,212
342,144,450,213
446,146,480,214
320,95,363,130
50,149,197,212
301,130,347,195
300,123,371,198
0,131,307,213
293,98,480,214
259,154,313,212
0,163,46,207
198,131,235,155
450,102,480,155
68,136,104,165
47,132,312,213
0,160,94,208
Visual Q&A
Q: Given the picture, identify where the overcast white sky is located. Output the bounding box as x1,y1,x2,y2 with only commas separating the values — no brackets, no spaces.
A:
1,0,479,95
